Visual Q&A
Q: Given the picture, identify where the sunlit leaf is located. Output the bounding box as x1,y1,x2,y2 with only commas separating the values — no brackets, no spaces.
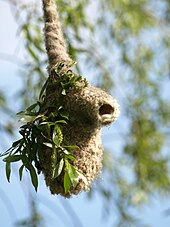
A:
53,125,63,146
61,89,66,95
63,145,79,149
62,149,70,155
54,158,64,178
66,154,76,162
43,142,53,148
55,120,67,124
64,171,71,194
67,163,79,188
19,116,36,122
53,137,60,147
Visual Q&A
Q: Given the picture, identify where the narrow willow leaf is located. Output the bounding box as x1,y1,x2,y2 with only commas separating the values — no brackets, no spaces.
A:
17,110,37,116
54,159,64,178
55,120,67,124
6,162,11,182
41,132,50,140
29,165,38,192
27,45,39,62
51,147,57,179
53,125,63,146
39,79,48,100
19,116,36,122
3,155,22,163
66,154,76,162
64,172,71,194
22,155,38,191
39,121,49,125
52,134,60,147
19,165,24,181
16,110,28,116
63,145,79,149
67,163,79,188
26,102,38,111
62,149,70,155
12,139,23,148
13,140,24,155
59,109,69,119
0,147,14,157
43,142,53,148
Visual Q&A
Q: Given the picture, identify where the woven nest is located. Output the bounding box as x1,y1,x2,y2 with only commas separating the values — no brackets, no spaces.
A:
38,77,119,197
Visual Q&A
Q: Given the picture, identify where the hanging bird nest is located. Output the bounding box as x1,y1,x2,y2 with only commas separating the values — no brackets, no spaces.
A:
39,62,119,197
1,0,120,198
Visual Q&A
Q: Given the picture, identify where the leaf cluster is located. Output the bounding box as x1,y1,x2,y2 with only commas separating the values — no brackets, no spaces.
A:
0,63,88,194
52,61,88,95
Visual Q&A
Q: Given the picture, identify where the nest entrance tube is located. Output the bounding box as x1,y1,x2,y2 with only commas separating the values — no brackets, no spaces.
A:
99,104,114,115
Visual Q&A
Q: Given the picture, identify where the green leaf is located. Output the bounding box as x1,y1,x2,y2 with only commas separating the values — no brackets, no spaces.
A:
59,109,69,119
51,146,57,178
67,163,79,188
22,155,38,191
29,165,38,191
17,110,37,116
3,155,22,163
53,125,63,146
52,134,60,147
0,147,14,157
61,89,66,95
54,159,64,178
39,121,50,125
43,142,53,148
12,139,23,148
26,102,39,111
63,145,79,150
19,116,36,122
62,149,70,155
27,45,39,61
39,79,48,100
66,154,76,162
64,171,71,194
19,165,24,181
55,120,67,124
6,162,11,182
16,110,28,116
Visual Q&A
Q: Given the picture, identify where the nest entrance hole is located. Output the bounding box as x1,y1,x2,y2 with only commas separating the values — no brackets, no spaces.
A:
99,104,114,116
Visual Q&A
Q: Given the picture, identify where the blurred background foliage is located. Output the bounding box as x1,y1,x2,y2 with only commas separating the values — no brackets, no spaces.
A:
0,0,170,226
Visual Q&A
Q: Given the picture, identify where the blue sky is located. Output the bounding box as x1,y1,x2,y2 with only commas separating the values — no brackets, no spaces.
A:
0,1,170,227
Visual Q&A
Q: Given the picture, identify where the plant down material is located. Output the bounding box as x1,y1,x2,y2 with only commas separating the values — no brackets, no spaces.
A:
41,63,120,196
